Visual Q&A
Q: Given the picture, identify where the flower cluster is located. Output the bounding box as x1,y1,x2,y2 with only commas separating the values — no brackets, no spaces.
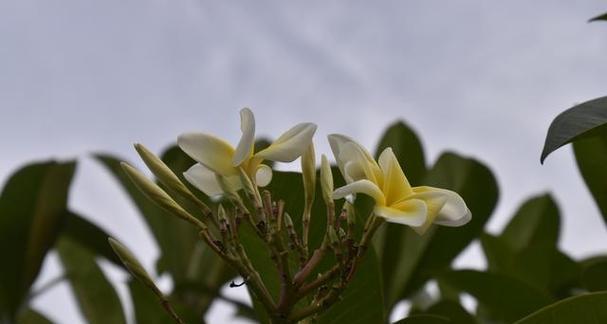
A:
112,108,470,323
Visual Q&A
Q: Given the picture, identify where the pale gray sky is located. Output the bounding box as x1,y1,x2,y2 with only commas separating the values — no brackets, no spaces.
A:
2,1,607,323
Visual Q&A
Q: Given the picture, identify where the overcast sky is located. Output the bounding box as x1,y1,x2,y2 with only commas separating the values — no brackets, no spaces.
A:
2,1,607,323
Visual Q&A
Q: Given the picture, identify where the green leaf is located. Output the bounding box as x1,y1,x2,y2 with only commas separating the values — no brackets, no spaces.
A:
385,152,499,306
572,133,607,227
581,259,607,292
439,270,552,322
424,300,477,324
394,314,451,323
128,279,202,324
481,194,562,290
0,160,76,321
589,12,607,22
540,96,607,163
62,212,126,270
16,308,54,324
57,237,127,324
515,292,607,324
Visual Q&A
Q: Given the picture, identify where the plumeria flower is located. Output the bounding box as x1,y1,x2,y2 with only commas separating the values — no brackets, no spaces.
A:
178,108,317,198
329,134,471,234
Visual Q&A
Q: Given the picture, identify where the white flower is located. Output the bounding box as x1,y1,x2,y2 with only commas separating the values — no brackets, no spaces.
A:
329,134,471,234
177,108,317,197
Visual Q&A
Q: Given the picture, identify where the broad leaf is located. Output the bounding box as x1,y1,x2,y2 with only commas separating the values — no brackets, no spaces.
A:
439,270,552,323
515,292,607,324
581,258,607,292
541,96,607,163
57,237,127,324
62,212,126,270
572,133,607,226
0,161,76,321
385,152,499,306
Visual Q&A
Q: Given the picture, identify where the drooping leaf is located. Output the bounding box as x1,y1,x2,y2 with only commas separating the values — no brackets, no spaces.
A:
386,152,499,306
62,212,126,270
439,270,552,323
572,133,607,227
589,12,607,22
540,96,607,163
16,308,54,324
515,292,607,324
0,160,76,321
57,237,127,324
501,194,560,251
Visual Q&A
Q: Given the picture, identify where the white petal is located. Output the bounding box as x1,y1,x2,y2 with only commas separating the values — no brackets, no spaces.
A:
256,123,317,162
183,164,224,197
177,133,237,176
374,199,427,227
255,164,273,187
333,179,385,205
233,108,256,166
328,134,382,184
412,186,470,227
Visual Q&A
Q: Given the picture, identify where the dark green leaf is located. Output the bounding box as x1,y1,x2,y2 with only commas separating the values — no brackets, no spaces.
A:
62,212,125,270
57,237,127,324
540,96,607,163
16,308,54,324
129,279,202,324
572,133,607,227
439,270,552,322
589,12,607,22
581,259,607,292
394,314,451,324
515,292,607,324
425,300,477,324
0,161,76,321
386,152,499,306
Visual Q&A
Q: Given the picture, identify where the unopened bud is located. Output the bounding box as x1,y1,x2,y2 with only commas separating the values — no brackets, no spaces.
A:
320,155,334,205
327,226,339,246
121,162,206,230
134,144,190,198
284,212,294,229
301,143,316,205
108,237,161,296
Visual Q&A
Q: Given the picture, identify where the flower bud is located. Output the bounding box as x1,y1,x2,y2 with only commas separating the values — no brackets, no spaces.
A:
108,237,161,296
301,143,316,205
320,154,334,205
121,162,206,230
134,143,192,199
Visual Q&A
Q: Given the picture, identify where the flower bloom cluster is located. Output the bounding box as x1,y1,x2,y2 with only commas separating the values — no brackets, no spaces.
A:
178,108,470,234
114,108,471,323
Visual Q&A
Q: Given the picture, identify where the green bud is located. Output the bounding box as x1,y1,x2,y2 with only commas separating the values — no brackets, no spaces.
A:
320,154,334,205
345,202,356,226
134,143,191,199
121,162,206,230
301,143,316,205
238,167,257,198
108,237,161,296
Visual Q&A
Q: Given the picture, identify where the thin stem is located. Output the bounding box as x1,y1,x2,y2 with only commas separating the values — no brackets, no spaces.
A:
161,298,186,324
